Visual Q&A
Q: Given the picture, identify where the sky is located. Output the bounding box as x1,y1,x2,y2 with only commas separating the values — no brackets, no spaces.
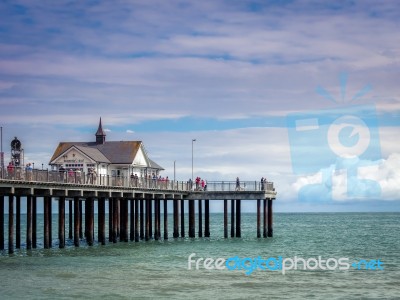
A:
0,0,399,212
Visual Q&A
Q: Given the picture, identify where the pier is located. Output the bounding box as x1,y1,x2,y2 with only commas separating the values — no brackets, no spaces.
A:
0,171,276,254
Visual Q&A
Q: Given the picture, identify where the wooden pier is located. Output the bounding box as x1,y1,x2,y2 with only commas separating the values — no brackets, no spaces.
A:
0,177,276,254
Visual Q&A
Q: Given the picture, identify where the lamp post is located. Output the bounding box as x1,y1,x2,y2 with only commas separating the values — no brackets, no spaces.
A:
192,139,196,186
173,160,176,182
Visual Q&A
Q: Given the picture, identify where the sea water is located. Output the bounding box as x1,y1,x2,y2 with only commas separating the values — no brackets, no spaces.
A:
0,213,399,299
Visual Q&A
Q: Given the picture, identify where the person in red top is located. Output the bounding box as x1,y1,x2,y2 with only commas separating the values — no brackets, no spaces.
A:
7,162,14,179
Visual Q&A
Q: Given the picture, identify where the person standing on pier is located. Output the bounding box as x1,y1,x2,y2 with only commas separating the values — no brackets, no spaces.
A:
236,177,240,191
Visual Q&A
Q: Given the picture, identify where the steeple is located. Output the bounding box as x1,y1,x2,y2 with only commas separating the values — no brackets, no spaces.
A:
95,117,106,144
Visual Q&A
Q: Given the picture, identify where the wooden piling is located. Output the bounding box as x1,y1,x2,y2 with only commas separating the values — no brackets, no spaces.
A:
44,196,50,249
98,197,105,245
79,200,83,239
157,199,161,240
32,196,37,248
149,199,153,239
145,198,150,241
26,195,32,250
140,199,144,240
173,199,179,238
108,198,113,242
119,199,125,242
68,200,73,240
87,198,94,246
263,199,267,238
0,196,4,250
117,200,120,238
267,199,273,237
236,199,241,238
74,197,80,247
188,200,195,238
8,194,14,254
58,196,65,248
130,199,134,241
198,200,203,238
122,200,129,242
112,198,118,243
49,198,52,245
164,199,168,240
257,199,261,238
135,199,139,242
154,199,159,240
205,199,210,238
16,195,20,249
224,199,227,238
230,200,235,238
180,200,185,238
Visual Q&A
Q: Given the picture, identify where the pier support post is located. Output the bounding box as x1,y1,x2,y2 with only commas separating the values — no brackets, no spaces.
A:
44,196,51,249
32,196,37,248
267,199,273,237
230,200,235,238
99,197,106,245
112,198,118,243
27,195,32,250
198,200,203,238
108,198,113,242
16,195,20,249
236,200,241,238
79,200,83,239
205,200,210,238
173,199,179,238
257,199,261,238
263,199,267,238
130,199,134,241
87,198,94,246
224,199,227,238
157,199,161,240
180,200,185,238
0,196,4,250
154,198,159,240
145,197,150,241
8,194,14,254
140,199,144,240
164,199,168,240
135,199,139,242
149,199,153,239
68,200,73,240
58,196,65,248
120,199,128,242
188,200,195,238
74,197,80,247
49,198,52,245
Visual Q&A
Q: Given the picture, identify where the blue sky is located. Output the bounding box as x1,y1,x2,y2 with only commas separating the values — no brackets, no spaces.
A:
0,0,399,212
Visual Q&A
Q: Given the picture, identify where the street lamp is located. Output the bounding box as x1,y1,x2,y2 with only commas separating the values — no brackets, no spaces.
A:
173,160,176,182
192,139,196,186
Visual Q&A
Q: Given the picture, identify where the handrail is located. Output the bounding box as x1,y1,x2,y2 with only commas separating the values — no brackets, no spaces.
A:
0,167,274,192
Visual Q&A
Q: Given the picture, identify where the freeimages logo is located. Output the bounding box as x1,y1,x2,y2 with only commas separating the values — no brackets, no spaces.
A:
287,73,382,201
187,253,384,276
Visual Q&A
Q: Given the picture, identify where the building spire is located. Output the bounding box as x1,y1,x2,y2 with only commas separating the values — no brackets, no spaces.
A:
95,117,106,144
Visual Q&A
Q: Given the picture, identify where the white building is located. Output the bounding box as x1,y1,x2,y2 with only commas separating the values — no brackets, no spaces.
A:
49,118,163,180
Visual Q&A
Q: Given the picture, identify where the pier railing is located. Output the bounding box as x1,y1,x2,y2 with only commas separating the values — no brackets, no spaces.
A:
0,167,274,192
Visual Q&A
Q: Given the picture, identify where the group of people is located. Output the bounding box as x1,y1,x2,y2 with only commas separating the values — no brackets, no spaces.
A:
57,166,97,184
261,177,268,190
188,176,207,191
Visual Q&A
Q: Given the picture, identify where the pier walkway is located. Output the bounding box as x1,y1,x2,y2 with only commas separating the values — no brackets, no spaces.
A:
0,171,277,254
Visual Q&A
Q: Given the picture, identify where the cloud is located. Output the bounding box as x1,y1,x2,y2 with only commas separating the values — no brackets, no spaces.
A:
126,129,135,134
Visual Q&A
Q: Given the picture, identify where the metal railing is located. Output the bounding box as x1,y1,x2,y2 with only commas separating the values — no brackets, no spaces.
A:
0,167,274,192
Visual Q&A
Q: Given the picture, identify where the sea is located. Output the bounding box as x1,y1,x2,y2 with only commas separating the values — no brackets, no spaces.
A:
0,212,399,299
